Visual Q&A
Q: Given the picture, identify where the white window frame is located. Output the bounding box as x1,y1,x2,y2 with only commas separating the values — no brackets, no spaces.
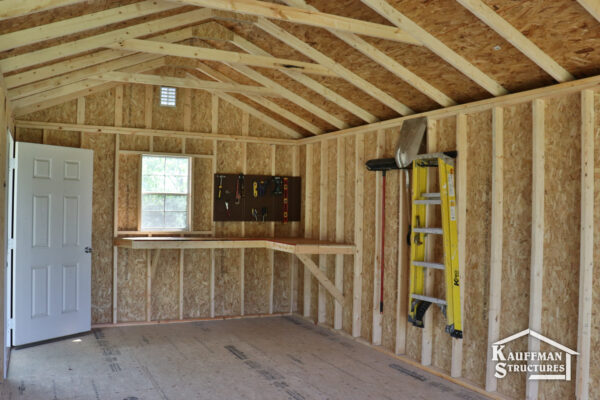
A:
139,154,192,232
159,86,177,107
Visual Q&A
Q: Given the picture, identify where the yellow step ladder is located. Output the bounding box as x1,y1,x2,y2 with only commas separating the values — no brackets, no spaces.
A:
408,153,462,339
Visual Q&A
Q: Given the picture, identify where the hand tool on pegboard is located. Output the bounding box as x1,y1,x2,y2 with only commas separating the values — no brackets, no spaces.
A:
282,177,289,224
273,176,283,195
235,174,244,205
217,175,226,199
261,207,268,222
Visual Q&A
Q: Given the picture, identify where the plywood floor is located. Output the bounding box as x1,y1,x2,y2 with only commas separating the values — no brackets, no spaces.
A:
0,316,487,399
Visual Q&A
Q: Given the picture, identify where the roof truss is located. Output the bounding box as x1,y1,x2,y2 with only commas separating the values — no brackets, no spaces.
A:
0,0,87,20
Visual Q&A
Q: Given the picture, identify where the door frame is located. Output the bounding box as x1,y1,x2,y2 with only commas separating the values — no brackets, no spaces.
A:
4,129,14,378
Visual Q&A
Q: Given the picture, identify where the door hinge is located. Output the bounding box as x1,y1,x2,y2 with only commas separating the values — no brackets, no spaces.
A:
8,157,15,170
7,238,15,250
7,319,14,330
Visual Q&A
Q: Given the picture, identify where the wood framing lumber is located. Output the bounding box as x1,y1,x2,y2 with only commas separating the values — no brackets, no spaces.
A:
297,73,600,145
452,113,467,378
0,1,181,52
255,18,415,116
304,144,314,317
421,121,436,365
360,0,508,96
191,65,319,135
577,0,600,23
9,53,164,100
0,0,87,20
395,167,409,354
7,27,191,97
283,0,456,108
353,134,365,337
94,71,282,97
526,98,545,399
109,39,337,77
334,138,345,330
296,254,345,305
576,89,594,400
485,107,503,390
194,22,377,124
456,0,573,82
0,8,213,73
171,0,420,45
186,70,302,138
318,140,328,323
12,58,165,112
14,121,298,145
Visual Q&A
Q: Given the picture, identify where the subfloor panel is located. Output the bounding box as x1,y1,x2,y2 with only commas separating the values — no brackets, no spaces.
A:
0,316,486,399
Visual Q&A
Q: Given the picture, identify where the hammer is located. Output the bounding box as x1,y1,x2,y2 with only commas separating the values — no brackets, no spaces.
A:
217,175,225,199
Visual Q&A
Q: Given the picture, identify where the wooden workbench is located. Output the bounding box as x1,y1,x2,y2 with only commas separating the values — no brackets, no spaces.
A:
114,237,355,255
114,237,355,306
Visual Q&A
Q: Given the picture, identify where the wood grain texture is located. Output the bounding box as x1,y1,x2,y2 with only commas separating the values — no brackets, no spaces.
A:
590,91,600,400
182,249,211,318
116,248,147,322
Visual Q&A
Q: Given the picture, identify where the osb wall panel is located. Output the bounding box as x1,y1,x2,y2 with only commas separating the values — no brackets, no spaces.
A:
45,130,80,147
381,129,400,353
82,132,115,325
85,89,115,126
431,117,457,373
190,90,212,133
591,91,600,400
361,133,377,343
462,110,492,386
213,248,242,316
116,248,147,322
193,158,213,231
539,94,581,400
15,127,42,143
119,134,150,152
122,84,146,129
20,99,77,123
152,72,185,131
186,138,213,155
151,249,180,321
117,154,139,231
183,249,211,319
218,100,243,135
497,102,532,399
250,115,291,139
152,136,183,153
343,136,356,335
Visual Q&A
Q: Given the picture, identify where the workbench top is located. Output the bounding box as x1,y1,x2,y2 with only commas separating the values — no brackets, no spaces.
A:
114,237,355,255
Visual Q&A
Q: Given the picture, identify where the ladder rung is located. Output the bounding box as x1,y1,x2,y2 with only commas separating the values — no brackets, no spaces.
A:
414,199,441,205
413,227,443,234
411,294,447,306
412,261,445,270
422,192,440,198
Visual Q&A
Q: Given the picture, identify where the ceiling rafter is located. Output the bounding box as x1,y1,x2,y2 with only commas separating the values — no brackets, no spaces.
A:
254,18,415,116
13,58,166,115
189,39,349,130
94,71,283,97
457,0,573,82
191,64,321,134
8,28,193,100
577,0,600,23
0,8,213,73
361,0,508,96
196,22,377,124
107,38,337,77
0,0,181,53
170,0,421,45
0,0,87,20
283,0,456,108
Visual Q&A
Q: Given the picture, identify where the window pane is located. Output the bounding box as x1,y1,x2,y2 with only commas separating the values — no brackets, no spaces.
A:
142,175,165,193
165,195,187,211
142,156,165,175
165,212,187,229
165,157,188,176
142,194,164,211
165,175,188,193
141,211,164,229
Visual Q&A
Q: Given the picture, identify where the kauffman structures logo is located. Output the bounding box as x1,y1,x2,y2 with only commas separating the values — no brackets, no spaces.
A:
492,329,578,381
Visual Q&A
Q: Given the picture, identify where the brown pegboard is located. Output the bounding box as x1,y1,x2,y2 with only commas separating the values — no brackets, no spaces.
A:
213,174,300,222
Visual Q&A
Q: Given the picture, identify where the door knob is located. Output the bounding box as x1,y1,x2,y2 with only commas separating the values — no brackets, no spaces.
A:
84,247,93,254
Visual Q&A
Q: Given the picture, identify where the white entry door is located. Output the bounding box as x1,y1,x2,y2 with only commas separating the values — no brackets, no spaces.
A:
13,142,93,346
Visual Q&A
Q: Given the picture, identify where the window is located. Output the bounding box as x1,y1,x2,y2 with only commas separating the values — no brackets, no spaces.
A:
141,155,190,231
160,86,176,107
